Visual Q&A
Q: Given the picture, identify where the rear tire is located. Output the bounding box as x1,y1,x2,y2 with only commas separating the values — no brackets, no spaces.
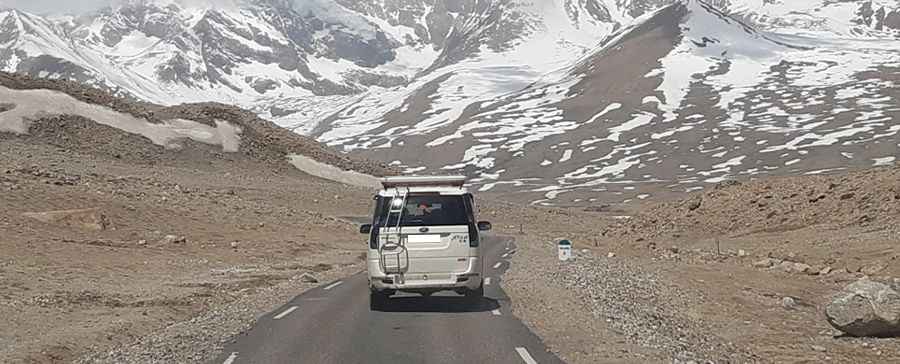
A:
465,284,484,302
369,291,389,311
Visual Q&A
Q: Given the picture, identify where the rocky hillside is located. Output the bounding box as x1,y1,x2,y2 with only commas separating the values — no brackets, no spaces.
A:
0,70,389,364
604,164,900,240
0,72,391,177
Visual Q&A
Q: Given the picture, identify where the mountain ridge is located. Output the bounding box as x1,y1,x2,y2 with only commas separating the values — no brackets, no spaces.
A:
2,0,899,205
312,0,900,205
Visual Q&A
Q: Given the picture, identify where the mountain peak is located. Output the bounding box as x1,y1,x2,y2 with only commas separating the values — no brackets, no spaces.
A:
1,7,34,20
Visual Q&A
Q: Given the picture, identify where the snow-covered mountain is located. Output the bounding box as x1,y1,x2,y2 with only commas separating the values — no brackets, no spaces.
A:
0,0,667,128
2,0,899,205
311,0,900,205
726,0,900,38
1,0,421,107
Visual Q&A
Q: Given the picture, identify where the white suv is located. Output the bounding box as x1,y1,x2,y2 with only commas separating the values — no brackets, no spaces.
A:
359,176,492,310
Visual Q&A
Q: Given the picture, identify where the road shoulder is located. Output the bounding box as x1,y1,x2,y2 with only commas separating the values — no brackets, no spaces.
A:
503,236,666,364
76,263,363,363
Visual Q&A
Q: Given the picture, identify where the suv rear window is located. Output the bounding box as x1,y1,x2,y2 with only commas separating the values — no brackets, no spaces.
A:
374,194,470,227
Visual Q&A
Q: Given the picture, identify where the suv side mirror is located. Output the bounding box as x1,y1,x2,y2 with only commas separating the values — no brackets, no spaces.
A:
477,221,492,231
359,224,372,234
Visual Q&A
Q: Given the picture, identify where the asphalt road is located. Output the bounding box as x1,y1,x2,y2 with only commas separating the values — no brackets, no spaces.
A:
211,234,564,364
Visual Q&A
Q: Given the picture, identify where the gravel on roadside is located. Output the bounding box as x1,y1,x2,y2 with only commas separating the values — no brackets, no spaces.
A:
504,235,755,363
504,235,664,364
76,262,362,364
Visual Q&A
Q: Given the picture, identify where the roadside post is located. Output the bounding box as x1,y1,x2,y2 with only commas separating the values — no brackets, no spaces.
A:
558,239,573,261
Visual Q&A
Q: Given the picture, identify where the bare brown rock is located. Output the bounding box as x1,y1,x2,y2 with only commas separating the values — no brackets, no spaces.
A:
826,278,900,337
22,208,110,231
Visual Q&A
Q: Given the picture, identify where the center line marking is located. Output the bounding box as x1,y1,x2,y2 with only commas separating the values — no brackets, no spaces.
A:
491,309,501,316
324,281,343,290
492,262,502,269
515,347,538,364
273,306,298,320
223,352,238,364
484,277,492,285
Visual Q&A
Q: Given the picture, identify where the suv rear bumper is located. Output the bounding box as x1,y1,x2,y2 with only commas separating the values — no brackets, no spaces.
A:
368,258,482,292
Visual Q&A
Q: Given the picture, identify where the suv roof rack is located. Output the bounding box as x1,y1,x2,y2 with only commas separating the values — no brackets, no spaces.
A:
380,175,466,189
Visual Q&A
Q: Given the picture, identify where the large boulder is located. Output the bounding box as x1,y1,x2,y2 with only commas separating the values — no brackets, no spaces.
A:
825,278,900,337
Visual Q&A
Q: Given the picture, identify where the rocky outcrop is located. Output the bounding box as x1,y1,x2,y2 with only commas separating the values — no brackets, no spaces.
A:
0,72,395,177
22,208,110,231
825,278,900,337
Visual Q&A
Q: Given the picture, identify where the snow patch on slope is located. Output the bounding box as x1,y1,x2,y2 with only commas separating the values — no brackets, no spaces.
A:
0,86,242,151
287,154,380,189
728,0,900,38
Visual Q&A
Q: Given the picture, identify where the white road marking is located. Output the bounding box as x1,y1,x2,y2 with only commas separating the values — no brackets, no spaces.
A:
223,352,238,364
273,306,298,320
491,309,501,316
484,277,492,285
515,347,538,364
492,262,502,269
324,281,343,290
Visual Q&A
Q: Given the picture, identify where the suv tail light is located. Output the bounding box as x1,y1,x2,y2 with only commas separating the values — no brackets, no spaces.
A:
468,222,479,247
464,193,479,247
370,226,379,249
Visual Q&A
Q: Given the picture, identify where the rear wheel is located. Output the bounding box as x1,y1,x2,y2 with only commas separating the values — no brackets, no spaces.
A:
369,291,389,311
465,284,484,302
